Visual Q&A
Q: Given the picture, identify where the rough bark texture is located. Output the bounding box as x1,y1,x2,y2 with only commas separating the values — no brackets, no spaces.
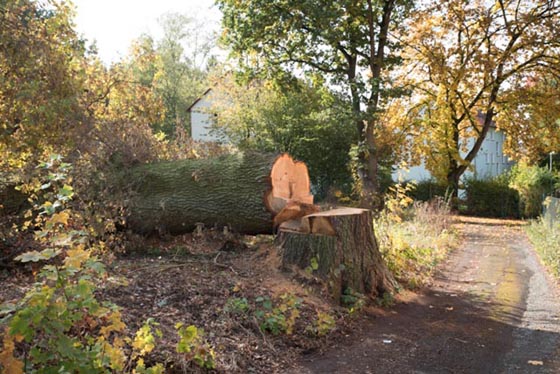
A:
125,152,312,235
278,208,396,302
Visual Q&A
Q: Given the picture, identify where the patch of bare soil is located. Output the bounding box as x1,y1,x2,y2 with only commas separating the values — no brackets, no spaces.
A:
0,229,358,373
102,232,357,373
290,216,560,373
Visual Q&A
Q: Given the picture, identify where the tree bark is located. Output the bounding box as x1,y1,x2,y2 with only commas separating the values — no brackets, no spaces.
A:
124,152,313,235
278,208,397,302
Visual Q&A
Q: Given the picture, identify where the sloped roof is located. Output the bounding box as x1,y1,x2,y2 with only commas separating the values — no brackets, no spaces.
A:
186,88,213,112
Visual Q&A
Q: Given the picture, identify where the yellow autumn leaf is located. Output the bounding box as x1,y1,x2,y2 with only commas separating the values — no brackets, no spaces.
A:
64,246,90,269
98,338,125,370
132,323,157,355
0,333,24,374
50,211,70,226
100,311,126,338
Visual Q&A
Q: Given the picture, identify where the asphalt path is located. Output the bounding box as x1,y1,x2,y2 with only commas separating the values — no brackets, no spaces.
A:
291,217,560,373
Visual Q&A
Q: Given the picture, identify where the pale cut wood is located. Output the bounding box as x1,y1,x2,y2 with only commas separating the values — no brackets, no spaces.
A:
269,154,313,205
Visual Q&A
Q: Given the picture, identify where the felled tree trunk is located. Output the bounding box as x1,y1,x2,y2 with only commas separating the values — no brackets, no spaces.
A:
125,152,313,235
278,208,396,302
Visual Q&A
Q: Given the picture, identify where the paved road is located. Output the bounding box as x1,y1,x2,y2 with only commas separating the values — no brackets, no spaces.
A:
291,217,560,373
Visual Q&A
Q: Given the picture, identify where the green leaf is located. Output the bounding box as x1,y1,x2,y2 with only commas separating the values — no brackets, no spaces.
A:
15,248,61,262
310,256,319,270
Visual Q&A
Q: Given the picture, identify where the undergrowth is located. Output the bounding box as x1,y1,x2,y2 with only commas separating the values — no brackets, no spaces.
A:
376,184,457,288
526,218,560,278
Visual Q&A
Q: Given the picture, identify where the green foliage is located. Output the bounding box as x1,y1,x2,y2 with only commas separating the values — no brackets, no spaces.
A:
376,292,396,308
217,0,411,197
304,255,320,274
0,156,163,373
464,176,520,218
408,180,450,202
340,288,366,314
211,75,356,198
175,323,216,369
510,164,558,218
526,218,560,278
463,165,558,218
124,12,216,139
224,297,250,315
255,293,302,335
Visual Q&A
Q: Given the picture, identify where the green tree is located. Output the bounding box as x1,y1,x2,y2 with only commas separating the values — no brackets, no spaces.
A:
403,0,560,195
210,73,356,198
217,0,412,207
149,12,217,137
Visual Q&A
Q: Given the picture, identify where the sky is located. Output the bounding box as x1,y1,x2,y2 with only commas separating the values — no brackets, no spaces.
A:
72,0,222,64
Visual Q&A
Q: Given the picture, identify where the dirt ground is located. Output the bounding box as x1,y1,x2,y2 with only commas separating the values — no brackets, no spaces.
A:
2,217,559,373
290,216,560,373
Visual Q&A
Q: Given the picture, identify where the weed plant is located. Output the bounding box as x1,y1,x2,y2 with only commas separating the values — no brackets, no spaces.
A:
376,185,456,288
526,218,560,278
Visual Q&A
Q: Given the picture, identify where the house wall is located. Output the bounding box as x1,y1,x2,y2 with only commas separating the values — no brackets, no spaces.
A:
190,95,225,142
467,129,513,179
393,127,514,183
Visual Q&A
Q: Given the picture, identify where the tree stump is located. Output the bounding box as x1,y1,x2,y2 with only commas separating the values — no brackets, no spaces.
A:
278,208,396,302
124,152,314,235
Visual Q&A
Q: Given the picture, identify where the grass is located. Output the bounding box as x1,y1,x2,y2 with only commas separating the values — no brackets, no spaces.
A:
375,196,457,288
526,218,560,278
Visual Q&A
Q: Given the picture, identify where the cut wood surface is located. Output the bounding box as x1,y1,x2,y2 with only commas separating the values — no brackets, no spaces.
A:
279,208,396,301
125,152,314,235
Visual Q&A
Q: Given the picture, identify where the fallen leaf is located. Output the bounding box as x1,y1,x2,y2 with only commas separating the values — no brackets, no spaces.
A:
528,360,544,366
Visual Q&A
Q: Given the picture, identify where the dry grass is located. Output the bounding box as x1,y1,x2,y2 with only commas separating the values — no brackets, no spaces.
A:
526,218,560,278
376,197,457,288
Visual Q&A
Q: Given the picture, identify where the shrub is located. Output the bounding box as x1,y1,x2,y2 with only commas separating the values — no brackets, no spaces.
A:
510,164,559,218
0,155,164,374
526,218,560,278
464,176,520,218
175,324,216,369
408,180,450,202
255,293,302,335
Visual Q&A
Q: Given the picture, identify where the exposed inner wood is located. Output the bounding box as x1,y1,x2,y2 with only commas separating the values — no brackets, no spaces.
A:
278,207,365,236
274,200,320,230
270,154,314,208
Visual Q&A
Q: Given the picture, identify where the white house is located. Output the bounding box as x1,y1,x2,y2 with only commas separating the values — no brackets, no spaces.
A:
187,88,227,142
394,117,515,183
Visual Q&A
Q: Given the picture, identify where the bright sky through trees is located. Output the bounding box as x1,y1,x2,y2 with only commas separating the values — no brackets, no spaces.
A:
72,0,221,64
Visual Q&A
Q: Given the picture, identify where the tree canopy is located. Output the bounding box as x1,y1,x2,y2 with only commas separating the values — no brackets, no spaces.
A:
217,0,412,206
402,0,560,191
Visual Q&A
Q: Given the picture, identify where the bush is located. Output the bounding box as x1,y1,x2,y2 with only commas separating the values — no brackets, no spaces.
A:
526,217,560,277
464,176,520,218
510,164,559,218
407,180,450,202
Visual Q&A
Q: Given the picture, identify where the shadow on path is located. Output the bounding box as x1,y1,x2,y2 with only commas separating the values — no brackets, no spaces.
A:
290,218,560,373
